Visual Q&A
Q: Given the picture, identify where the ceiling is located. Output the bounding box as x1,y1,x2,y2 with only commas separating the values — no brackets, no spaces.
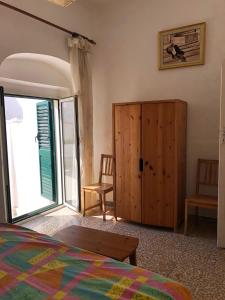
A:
79,0,113,5
48,0,113,8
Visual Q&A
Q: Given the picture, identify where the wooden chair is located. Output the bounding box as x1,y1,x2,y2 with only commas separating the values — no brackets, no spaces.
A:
184,159,218,235
83,154,113,221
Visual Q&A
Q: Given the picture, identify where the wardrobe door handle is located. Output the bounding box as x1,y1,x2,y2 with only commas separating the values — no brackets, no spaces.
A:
139,158,144,172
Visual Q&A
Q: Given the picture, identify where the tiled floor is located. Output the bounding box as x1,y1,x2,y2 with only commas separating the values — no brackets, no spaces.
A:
21,206,225,300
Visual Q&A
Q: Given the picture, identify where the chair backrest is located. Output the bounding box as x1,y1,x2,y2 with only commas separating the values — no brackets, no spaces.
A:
99,154,113,183
196,159,219,195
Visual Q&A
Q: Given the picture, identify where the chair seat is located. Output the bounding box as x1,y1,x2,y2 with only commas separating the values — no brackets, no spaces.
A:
83,183,113,193
186,194,218,208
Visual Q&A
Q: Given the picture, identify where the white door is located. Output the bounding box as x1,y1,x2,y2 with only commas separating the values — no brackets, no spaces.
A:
59,96,81,212
218,62,225,247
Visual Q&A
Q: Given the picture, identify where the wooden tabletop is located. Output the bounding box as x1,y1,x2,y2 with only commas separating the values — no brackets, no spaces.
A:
53,225,139,262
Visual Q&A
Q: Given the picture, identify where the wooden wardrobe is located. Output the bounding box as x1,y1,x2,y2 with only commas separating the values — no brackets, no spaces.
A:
113,100,187,230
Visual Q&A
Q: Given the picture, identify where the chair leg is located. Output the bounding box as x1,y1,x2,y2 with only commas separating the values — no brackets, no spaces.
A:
99,194,103,211
102,193,106,221
83,190,86,217
184,201,188,235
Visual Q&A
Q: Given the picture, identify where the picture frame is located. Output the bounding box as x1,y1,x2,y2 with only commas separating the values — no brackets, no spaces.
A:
158,22,206,70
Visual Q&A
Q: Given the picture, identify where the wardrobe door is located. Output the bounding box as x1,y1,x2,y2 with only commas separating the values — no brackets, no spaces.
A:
114,104,142,222
142,103,175,227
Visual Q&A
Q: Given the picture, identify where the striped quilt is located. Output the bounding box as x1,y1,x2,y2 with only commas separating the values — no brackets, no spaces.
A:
0,224,192,299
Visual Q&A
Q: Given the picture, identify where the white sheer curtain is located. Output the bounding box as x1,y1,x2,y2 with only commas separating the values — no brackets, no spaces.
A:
68,37,93,197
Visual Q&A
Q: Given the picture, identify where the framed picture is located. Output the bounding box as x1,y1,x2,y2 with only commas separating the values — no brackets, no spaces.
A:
158,22,206,70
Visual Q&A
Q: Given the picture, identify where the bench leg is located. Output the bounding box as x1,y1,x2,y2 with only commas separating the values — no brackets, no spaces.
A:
129,251,137,266
184,201,188,235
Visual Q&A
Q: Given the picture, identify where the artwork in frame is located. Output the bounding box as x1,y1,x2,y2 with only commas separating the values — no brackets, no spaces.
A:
158,22,206,70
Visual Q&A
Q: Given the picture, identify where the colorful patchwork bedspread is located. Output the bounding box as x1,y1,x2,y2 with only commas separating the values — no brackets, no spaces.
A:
0,224,192,300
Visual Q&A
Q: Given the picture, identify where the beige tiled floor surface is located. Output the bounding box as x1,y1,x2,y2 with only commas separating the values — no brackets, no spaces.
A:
21,207,225,300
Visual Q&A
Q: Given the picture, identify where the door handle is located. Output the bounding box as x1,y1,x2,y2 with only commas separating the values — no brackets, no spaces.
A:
35,133,39,142
139,158,144,172
220,127,225,144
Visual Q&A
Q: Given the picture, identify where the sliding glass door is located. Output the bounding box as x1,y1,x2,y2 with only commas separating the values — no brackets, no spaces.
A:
1,91,59,222
60,97,80,212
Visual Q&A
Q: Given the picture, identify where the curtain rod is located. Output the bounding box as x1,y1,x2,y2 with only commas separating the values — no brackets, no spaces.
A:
0,1,96,45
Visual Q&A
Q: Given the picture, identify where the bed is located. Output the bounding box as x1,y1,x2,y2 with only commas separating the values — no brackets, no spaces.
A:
0,223,192,299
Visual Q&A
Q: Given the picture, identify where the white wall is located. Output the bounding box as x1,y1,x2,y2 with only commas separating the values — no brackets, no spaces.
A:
92,0,225,200
0,55,71,88
0,54,73,99
0,0,96,97
0,0,96,64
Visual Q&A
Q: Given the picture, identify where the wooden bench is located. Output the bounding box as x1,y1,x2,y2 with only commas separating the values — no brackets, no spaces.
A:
53,225,139,265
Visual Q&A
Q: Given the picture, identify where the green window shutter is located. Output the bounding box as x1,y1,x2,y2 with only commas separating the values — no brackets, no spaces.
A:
36,101,56,202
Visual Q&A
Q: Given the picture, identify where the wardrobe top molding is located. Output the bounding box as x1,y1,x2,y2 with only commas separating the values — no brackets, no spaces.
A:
112,99,187,106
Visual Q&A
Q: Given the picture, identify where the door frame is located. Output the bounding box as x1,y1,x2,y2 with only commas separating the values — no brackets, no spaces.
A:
59,96,81,212
1,91,62,223
0,87,12,223
218,63,225,247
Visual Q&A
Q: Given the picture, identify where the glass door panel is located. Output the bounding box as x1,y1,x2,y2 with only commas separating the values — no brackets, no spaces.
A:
60,97,80,211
